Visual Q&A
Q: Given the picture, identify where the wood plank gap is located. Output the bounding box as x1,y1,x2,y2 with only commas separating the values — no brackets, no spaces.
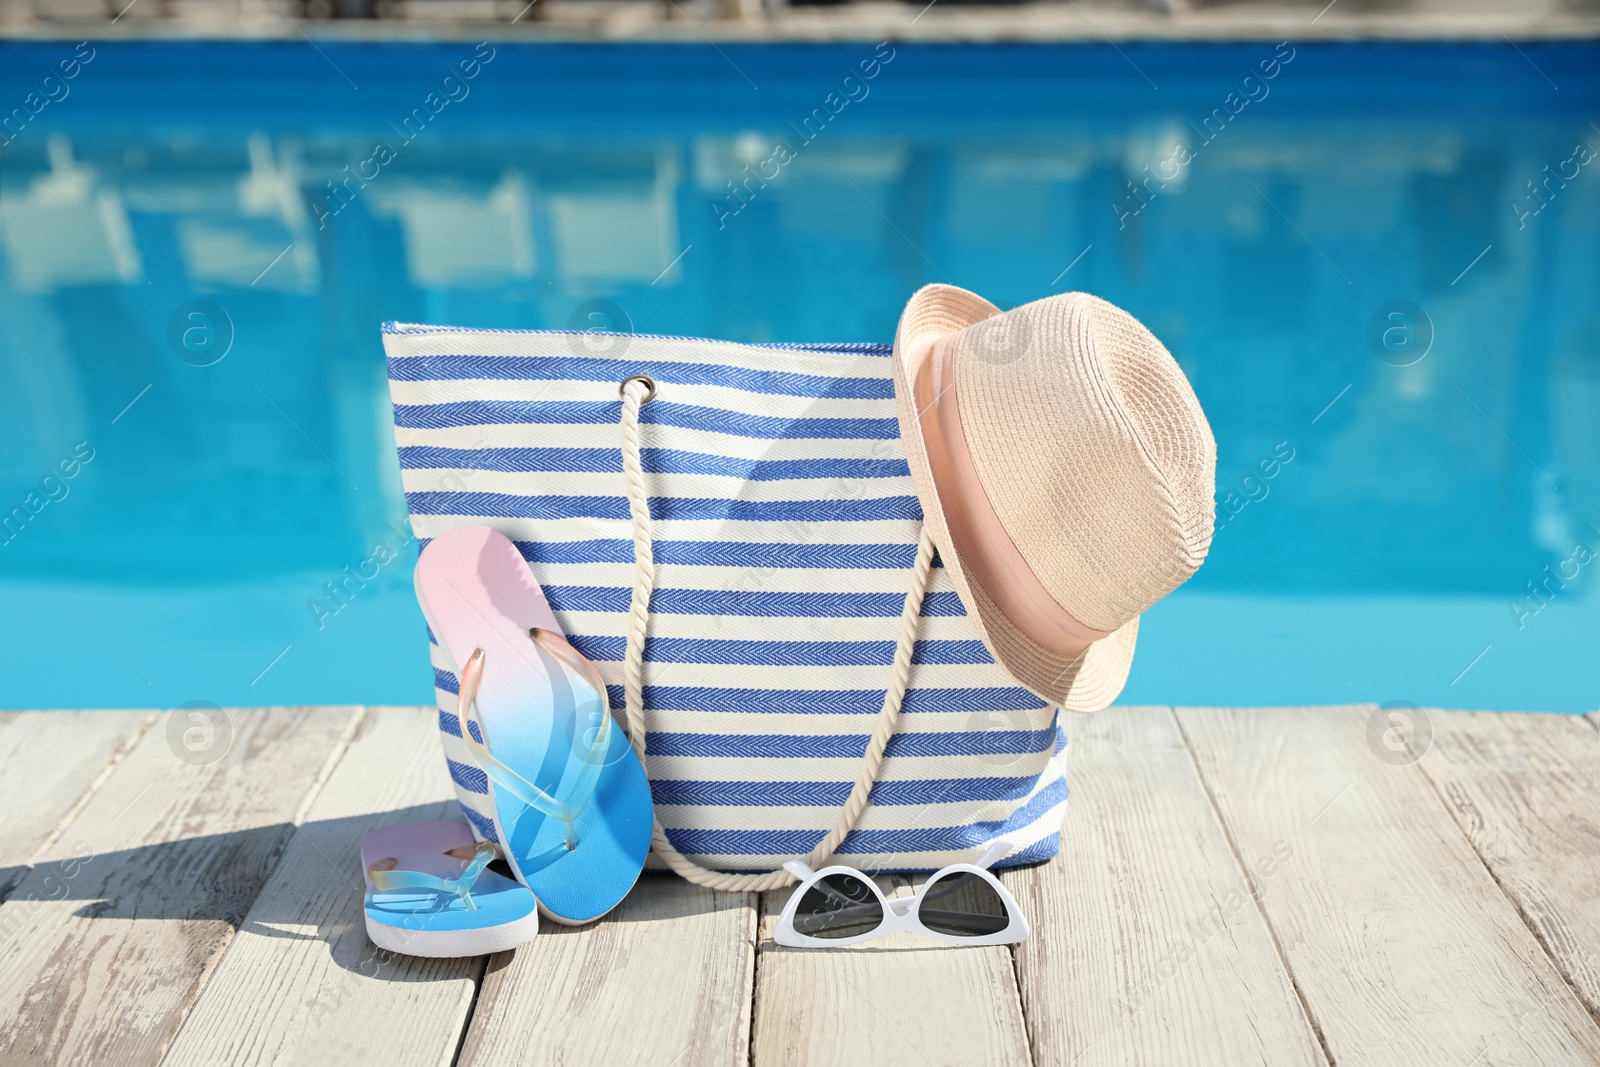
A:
24,712,160,875
1411,725,1597,1030
739,894,759,1067
1175,705,1600,1065
448,955,492,1067
1004,941,1039,1067
1009,706,1322,1066
1169,705,1337,1067
283,705,370,829
753,874,1029,1066
156,704,371,1067
1474,834,1600,1031
159,705,372,1053
0,710,159,903
159,707,482,1067
457,876,757,1067
241,704,370,866
747,913,761,1067
1411,710,1600,1031
0,705,365,1066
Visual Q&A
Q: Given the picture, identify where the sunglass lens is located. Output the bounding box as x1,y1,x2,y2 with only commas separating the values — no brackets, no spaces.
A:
916,871,1010,937
791,873,883,939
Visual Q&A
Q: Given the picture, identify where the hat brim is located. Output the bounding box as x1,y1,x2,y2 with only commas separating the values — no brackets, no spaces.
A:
890,284,1138,713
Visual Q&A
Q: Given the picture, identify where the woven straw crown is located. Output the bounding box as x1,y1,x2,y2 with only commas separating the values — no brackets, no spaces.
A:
891,284,1216,711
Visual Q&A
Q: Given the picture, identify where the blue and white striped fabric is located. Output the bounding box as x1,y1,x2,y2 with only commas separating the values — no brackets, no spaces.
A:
383,321,1069,873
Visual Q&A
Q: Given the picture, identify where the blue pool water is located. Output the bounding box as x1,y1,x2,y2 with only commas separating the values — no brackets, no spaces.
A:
2,40,1597,712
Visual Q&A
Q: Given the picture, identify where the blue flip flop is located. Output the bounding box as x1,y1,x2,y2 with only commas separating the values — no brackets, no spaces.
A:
361,819,540,957
415,526,655,925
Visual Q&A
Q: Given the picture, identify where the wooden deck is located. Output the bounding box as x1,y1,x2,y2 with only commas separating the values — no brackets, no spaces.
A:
0,704,1597,1066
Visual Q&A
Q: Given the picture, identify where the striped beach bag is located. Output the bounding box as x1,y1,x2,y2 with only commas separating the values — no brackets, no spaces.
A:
383,321,1069,882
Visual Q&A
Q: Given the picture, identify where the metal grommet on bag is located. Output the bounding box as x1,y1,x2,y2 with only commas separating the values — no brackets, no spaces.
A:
619,375,657,404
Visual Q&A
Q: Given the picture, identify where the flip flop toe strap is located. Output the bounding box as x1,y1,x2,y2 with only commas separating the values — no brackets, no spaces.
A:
368,842,497,912
457,640,614,851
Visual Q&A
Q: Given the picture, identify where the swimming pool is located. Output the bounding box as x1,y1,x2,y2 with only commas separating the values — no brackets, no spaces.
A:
2,40,1597,712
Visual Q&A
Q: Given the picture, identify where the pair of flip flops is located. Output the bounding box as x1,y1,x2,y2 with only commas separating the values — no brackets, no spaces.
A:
361,527,656,958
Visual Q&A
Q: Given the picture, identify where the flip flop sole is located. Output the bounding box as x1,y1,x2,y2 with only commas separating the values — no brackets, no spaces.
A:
416,526,655,925
364,907,542,958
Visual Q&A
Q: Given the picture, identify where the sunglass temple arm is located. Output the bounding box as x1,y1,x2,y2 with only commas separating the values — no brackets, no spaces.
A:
782,859,816,882
976,838,1016,870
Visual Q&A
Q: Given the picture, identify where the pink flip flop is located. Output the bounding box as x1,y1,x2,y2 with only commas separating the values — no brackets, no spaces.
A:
414,526,655,925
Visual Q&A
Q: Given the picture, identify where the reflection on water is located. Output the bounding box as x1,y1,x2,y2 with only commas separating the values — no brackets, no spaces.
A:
1,41,1597,710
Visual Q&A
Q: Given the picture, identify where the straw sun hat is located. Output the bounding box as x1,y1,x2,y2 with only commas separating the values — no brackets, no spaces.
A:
891,284,1217,712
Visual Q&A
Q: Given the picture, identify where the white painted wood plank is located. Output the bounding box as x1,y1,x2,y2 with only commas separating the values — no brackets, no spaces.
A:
457,875,756,1067
162,705,478,1067
1176,705,1600,1066
1418,710,1600,1022
1002,706,1324,1067
0,705,362,1067
752,874,1031,1067
0,709,155,895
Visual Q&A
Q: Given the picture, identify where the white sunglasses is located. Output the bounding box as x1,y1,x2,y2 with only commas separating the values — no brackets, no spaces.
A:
774,840,1030,948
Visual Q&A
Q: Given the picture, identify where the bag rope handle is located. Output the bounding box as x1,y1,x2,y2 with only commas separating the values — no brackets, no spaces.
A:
618,376,937,892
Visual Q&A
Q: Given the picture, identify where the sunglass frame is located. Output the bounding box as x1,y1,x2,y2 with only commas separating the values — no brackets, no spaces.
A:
773,862,1030,948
